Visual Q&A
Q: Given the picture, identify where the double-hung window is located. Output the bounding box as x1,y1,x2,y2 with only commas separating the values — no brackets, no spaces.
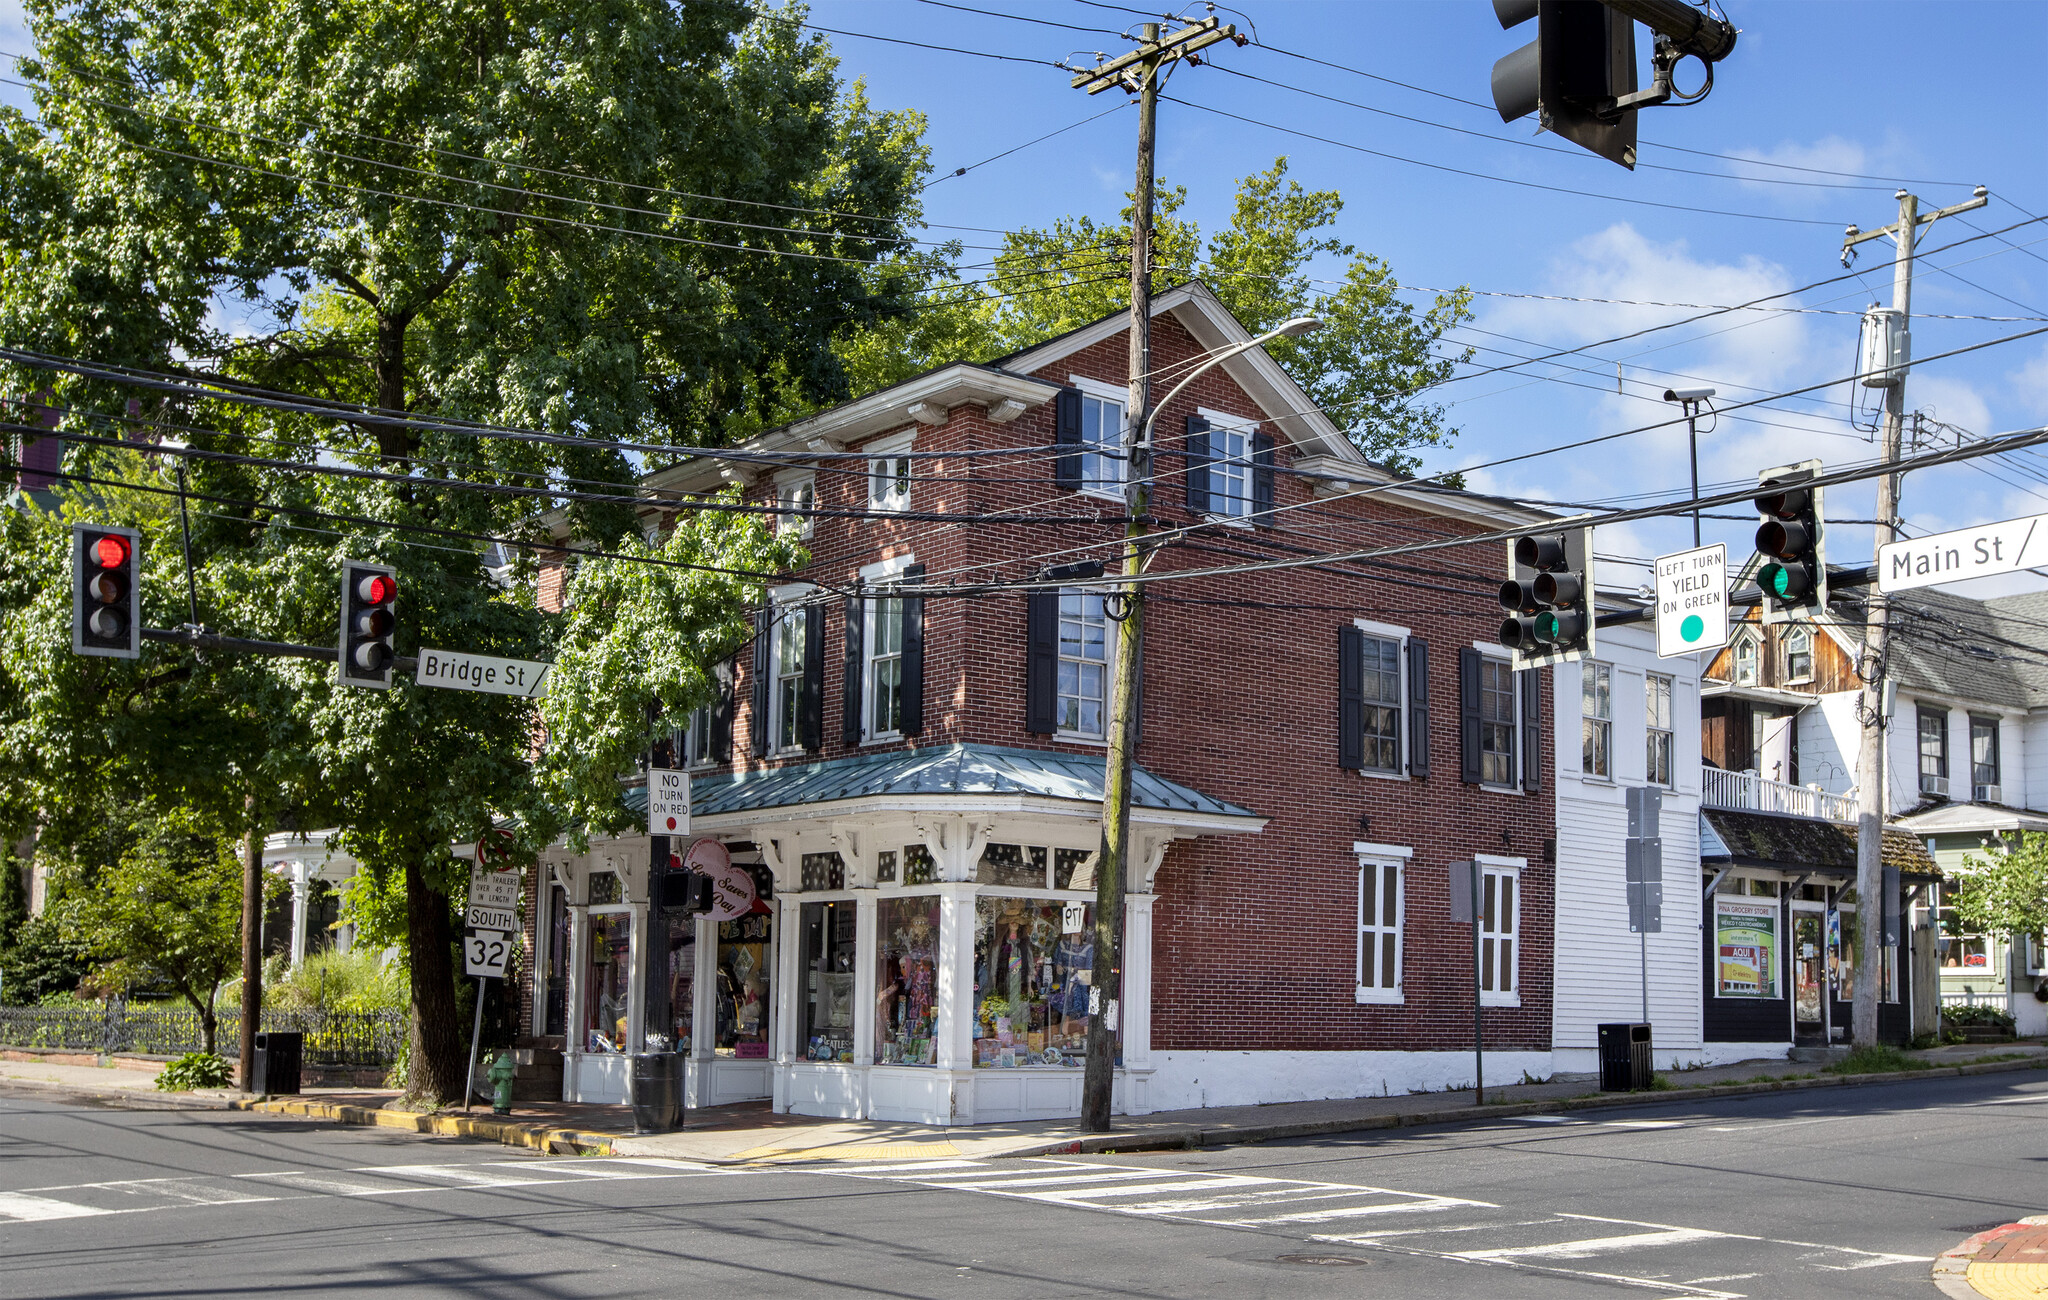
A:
1356,848,1408,1003
1056,588,1110,739
866,586,906,739
773,605,809,752
1918,705,1950,796
1207,420,1252,520
1646,673,1674,787
1581,661,1612,779
1970,715,2001,801
1731,633,1758,686
1783,625,1813,682
1360,633,1404,773
776,473,816,538
867,432,913,514
681,701,715,767
1071,377,1126,497
1480,658,1517,786
1478,858,1520,1004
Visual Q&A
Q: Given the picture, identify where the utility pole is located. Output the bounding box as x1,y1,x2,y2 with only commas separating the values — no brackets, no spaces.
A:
1069,16,1235,1133
1841,185,1985,1047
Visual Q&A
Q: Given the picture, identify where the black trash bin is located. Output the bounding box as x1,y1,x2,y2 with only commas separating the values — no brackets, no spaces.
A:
627,1052,683,1134
1597,1023,1654,1092
251,1031,303,1095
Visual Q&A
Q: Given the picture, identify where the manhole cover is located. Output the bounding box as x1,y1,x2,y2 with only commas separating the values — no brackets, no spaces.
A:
1276,1254,1373,1267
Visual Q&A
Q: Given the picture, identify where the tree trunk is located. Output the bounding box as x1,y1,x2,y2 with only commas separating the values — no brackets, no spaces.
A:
200,1006,217,1057
404,858,466,1104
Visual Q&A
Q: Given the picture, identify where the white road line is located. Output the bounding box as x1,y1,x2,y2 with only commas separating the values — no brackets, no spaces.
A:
1231,1195,1494,1225
1454,1227,1731,1261
354,1164,560,1188
238,1172,410,1197
0,1191,113,1222
1509,1115,1576,1124
1603,1120,1686,1129
1032,1177,1278,1201
900,1169,1190,1190
102,1178,271,1206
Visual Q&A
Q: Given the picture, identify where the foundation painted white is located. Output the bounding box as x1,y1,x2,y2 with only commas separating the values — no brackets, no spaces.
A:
1551,1046,1717,1076
1695,1040,1791,1067
1142,1050,1556,1111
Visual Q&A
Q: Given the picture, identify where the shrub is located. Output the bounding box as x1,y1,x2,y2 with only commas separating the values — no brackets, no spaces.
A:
1943,1005,2016,1032
157,1052,234,1091
1826,1045,1932,1075
266,949,406,1015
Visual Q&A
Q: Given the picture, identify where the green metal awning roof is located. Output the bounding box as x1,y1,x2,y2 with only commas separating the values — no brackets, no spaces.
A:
629,744,1255,821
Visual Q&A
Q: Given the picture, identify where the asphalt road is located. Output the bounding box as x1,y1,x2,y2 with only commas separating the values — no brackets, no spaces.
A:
4,1070,2045,1299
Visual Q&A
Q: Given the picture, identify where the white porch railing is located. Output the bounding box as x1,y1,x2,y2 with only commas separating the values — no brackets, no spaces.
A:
1940,989,2013,1014
1701,766,1859,822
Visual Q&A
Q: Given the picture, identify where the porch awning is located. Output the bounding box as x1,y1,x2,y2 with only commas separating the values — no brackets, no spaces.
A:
1699,809,1940,879
634,743,1257,823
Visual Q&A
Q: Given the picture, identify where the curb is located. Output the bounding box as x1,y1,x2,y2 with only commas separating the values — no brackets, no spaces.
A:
999,1054,2048,1159
1932,1215,2048,1300
224,1095,624,1155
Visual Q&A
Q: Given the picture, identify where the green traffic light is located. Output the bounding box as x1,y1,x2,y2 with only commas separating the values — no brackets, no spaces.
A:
1770,565,1791,597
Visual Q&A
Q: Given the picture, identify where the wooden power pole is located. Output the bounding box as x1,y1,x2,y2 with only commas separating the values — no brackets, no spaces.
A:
1069,16,1235,1133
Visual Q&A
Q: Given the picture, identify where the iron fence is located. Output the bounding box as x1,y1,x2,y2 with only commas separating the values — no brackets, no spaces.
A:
0,1003,405,1067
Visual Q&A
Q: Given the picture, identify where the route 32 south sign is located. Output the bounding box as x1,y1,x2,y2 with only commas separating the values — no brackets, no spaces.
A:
464,929,511,978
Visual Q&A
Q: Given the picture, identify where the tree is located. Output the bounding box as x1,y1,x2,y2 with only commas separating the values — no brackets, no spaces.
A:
840,159,1473,476
0,0,926,1102
1953,832,2048,948
55,810,262,1054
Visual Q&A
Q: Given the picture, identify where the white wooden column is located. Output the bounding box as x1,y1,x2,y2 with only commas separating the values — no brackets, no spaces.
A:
287,863,312,967
854,893,878,1067
935,882,976,1071
626,903,650,1055
691,914,717,1060
1122,894,1154,1072
565,903,590,1055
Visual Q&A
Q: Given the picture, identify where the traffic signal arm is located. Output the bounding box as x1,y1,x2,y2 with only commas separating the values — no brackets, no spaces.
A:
1593,563,1879,630
138,623,422,669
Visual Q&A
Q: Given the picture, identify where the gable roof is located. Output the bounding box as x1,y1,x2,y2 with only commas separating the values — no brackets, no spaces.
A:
1829,587,2042,711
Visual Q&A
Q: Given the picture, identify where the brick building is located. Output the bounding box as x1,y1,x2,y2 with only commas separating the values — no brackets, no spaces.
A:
525,284,1561,1123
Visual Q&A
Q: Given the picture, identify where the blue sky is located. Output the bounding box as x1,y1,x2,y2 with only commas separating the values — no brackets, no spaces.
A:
5,1,2045,596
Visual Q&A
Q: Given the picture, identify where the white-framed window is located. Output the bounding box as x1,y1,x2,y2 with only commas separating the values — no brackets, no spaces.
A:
774,470,816,539
1479,655,1518,788
1731,631,1759,686
867,431,914,514
1783,624,1813,683
1646,673,1674,788
1581,660,1612,779
1056,587,1111,739
1918,705,1950,796
1204,411,1254,521
1970,715,2001,801
772,603,809,753
1355,845,1410,1003
680,701,716,767
865,588,906,740
1477,856,1522,1005
1357,621,1407,775
1069,375,1126,498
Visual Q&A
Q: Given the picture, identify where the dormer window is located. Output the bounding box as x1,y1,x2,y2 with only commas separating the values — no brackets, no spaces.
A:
1783,625,1813,683
1732,632,1759,686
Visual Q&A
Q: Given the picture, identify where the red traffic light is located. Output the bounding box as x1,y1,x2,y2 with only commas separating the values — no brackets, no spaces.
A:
358,573,396,605
92,535,131,568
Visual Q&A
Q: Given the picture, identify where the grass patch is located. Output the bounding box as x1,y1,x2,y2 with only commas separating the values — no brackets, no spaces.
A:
1824,1045,1934,1075
1646,1073,1676,1091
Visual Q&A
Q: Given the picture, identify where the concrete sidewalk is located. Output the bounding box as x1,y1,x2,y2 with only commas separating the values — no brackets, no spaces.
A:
9,1043,2045,1163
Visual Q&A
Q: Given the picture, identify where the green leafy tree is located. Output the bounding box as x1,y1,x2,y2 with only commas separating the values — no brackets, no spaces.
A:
54,810,265,1054
1954,832,2048,945
0,0,922,1102
843,159,1472,475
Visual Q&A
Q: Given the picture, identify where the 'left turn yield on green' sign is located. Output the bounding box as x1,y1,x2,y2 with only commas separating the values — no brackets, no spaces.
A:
1655,543,1728,659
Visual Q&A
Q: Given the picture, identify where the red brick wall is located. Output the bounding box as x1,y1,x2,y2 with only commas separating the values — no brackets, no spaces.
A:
627,310,1556,1054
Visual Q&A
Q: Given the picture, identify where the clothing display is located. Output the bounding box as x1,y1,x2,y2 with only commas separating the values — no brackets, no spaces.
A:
875,896,939,1066
971,896,1100,1069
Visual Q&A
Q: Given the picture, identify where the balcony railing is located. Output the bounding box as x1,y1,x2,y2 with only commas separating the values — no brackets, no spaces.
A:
1702,766,1859,823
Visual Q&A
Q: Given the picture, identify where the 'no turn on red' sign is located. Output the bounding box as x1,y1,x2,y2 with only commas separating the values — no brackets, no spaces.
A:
647,767,691,836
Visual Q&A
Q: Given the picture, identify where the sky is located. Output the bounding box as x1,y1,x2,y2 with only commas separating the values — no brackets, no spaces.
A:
3,0,2045,600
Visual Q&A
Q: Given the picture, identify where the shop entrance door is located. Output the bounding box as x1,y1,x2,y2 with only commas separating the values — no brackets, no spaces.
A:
1792,907,1828,1044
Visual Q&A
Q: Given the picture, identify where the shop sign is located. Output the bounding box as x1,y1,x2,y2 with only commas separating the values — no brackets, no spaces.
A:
1716,899,1778,998
682,838,757,921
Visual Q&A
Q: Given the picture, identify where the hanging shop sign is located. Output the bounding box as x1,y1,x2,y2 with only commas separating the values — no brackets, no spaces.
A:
1715,899,1779,998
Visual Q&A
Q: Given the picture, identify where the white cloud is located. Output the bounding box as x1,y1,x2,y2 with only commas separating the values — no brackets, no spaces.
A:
2009,342,2048,411
1724,136,1869,203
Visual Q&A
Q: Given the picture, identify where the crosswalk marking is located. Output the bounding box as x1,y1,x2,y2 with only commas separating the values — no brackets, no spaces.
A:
1454,1227,1730,1260
0,1191,111,1222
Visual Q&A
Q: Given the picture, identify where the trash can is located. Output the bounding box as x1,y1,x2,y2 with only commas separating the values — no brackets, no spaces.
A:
1597,1023,1654,1092
627,1052,683,1134
251,1031,303,1095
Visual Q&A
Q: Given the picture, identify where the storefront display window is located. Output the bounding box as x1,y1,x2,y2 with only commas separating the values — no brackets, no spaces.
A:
875,896,940,1065
646,911,694,1053
872,847,937,885
1054,848,1095,890
585,912,633,1051
978,844,1048,887
715,911,771,1058
542,881,568,1038
800,901,857,1063
801,852,845,891
972,896,1103,1069
1715,898,1778,998
589,871,623,905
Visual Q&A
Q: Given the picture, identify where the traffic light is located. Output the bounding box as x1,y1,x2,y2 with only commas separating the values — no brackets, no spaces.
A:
1491,0,1640,168
1499,527,1596,668
339,560,398,689
1755,460,1827,621
72,523,141,659
654,854,715,914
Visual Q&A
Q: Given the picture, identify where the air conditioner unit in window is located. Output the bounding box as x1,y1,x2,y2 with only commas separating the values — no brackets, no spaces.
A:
1975,784,2002,804
1921,775,1949,797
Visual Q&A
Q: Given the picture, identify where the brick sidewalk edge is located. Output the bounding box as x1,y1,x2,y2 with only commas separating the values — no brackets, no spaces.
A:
1932,1216,2048,1300
223,1095,623,1155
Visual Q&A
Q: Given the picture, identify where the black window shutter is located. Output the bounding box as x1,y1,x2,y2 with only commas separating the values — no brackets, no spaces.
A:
1520,667,1542,793
1459,646,1482,785
750,607,772,758
1338,625,1365,771
1054,388,1083,490
711,659,735,763
1184,415,1210,515
1026,591,1058,734
1251,430,1276,524
1407,638,1431,779
901,564,926,737
842,590,864,746
800,605,824,751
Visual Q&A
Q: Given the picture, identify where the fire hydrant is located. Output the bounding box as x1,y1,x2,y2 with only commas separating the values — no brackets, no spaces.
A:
487,1050,518,1116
